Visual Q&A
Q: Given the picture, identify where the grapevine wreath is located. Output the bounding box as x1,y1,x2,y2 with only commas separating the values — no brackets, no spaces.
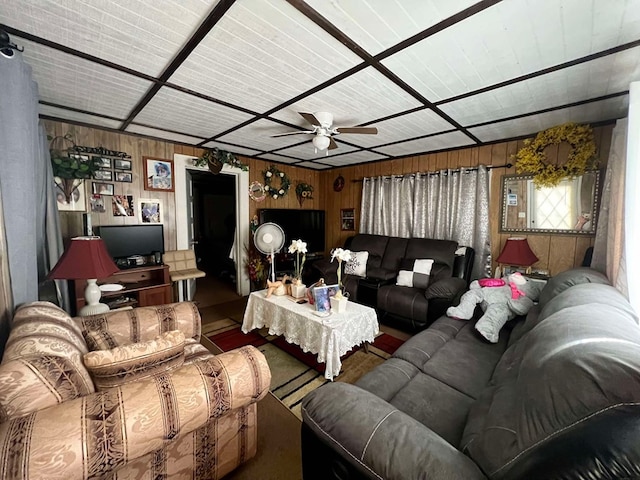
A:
514,122,597,188
263,165,291,199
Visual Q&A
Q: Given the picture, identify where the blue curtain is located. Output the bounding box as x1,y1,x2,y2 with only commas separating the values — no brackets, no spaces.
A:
0,49,67,352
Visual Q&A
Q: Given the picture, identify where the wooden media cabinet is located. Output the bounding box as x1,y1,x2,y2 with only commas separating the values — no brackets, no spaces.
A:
72,264,171,316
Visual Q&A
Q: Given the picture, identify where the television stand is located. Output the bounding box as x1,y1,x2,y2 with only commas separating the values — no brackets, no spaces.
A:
72,264,171,316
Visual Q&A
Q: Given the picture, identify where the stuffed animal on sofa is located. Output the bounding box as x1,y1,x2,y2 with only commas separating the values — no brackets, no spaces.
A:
446,272,542,343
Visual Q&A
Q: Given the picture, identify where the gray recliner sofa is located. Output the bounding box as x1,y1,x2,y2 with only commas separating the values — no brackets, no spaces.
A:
301,267,640,479
312,234,475,332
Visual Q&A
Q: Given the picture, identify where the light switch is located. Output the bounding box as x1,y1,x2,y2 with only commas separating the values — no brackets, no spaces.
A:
518,212,526,218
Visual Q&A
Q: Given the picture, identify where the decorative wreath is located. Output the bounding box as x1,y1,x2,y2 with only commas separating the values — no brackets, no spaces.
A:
515,122,598,188
263,165,291,199
248,181,266,202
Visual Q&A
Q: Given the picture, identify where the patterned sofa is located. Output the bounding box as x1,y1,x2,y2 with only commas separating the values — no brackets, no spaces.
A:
0,301,271,480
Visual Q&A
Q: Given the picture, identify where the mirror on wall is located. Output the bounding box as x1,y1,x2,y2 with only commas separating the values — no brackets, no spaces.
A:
500,171,600,235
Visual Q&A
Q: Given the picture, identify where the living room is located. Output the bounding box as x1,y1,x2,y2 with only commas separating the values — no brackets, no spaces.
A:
1,1,640,479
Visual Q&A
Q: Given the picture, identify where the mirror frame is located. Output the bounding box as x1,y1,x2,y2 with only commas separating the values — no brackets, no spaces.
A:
499,171,600,235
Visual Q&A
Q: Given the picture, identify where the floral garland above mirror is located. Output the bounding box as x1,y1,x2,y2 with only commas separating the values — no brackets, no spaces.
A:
263,165,291,199
514,122,598,188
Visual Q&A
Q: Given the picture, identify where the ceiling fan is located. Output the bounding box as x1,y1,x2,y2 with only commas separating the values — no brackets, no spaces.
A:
271,112,378,154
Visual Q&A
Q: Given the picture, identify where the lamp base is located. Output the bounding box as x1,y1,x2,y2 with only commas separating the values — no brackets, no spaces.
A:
80,278,110,317
79,302,110,316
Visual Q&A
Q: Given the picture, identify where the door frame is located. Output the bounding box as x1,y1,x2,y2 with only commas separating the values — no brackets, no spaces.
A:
174,153,250,296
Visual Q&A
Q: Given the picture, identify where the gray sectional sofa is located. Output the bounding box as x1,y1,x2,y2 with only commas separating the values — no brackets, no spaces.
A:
301,267,640,479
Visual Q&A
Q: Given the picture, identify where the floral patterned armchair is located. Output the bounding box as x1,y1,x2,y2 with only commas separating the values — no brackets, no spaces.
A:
0,301,270,479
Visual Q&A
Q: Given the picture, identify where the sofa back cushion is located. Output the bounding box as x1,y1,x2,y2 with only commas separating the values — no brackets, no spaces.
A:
348,235,389,271
462,286,640,479
537,267,610,307
380,237,409,272
0,302,96,420
406,239,457,282
76,302,201,347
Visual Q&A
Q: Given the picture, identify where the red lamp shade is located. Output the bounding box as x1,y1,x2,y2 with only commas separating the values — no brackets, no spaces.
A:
496,237,538,267
49,236,119,280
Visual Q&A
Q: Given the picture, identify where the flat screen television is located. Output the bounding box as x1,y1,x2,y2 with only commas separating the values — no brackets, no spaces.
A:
258,209,325,254
96,225,164,260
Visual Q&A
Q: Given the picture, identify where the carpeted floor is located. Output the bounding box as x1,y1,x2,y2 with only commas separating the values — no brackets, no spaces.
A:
195,278,410,479
202,296,407,420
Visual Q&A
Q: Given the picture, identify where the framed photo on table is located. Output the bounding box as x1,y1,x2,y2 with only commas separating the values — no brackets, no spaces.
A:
312,283,340,313
143,156,174,192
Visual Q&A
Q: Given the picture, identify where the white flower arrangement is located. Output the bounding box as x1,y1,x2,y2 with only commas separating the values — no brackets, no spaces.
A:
266,171,272,177
288,239,307,281
330,248,352,298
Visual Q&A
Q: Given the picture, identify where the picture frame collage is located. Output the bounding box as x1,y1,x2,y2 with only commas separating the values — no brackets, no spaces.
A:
90,154,133,214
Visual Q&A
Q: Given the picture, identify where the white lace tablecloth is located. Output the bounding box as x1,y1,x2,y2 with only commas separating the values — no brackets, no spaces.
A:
241,290,379,380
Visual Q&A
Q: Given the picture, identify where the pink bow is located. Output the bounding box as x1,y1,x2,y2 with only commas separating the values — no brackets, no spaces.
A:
510,283,526,299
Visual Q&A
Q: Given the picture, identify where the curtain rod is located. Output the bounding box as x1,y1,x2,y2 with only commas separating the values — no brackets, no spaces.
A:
351,163,512,182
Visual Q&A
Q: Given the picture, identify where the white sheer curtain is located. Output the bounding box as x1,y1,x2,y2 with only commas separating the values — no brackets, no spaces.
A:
360,166,491,279
592,119,627,296
360,175,414,237
625,82,640,315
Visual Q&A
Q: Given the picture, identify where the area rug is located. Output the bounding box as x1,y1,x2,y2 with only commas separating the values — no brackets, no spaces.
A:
207,324,405,419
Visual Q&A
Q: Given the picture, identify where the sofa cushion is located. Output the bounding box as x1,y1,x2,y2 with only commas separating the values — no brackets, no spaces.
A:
461,302,640,478
344,250,368,277
396,259,434,288
3,301,95,395
537,267,610,307
76,302,201,346
348,234,389,270
512,283,638,345
357,315,509,447
377,285,429,323
0,355,94,421
83,330,185,390
425,277,467,300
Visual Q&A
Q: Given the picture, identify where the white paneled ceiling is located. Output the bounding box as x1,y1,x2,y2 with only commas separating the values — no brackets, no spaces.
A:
2,0,639,170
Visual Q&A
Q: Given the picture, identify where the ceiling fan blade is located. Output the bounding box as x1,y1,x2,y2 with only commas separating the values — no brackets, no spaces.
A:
328,136,338,150
335,127,378,135
299,112,322,126
270,130,315,137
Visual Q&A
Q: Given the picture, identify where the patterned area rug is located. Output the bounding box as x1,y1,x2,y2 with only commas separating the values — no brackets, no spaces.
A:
205,321,405,420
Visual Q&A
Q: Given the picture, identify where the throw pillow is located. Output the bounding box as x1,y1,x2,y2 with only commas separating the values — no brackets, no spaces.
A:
83,330,185,390
396,259,434,289
344,251,369,277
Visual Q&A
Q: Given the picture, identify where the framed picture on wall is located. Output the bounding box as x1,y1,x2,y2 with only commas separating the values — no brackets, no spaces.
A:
55,178,86,212
92,181,114,195
116,172,132,183
143,156,174,192
92,156,112,169
114,159,132,170
341,208,355,231
138,199,162,224
94,170,113,181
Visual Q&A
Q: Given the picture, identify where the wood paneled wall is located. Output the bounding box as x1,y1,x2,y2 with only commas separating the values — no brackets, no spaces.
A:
45,120,613,277
320,124,614,277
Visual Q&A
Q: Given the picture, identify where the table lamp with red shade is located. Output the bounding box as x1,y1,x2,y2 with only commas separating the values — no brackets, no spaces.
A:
49,236,119,315
496,237,539,275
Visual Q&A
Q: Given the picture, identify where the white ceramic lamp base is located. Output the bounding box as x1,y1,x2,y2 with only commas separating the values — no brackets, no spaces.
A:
79,279,110,316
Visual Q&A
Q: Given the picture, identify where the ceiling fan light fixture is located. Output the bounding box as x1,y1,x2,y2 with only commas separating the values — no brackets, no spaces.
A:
312,134,331,152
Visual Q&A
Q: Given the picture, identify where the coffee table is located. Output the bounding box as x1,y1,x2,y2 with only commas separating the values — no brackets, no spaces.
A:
241,290,379,380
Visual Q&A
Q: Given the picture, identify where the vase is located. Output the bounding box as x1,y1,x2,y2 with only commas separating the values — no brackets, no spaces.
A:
291,282,306,299
330,295,348,313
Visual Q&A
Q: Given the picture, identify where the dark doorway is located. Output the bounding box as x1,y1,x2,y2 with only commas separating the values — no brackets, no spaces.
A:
191,171,236,285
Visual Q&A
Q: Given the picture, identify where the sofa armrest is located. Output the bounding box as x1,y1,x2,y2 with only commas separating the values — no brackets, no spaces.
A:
0,346,270,480
425,277,467,300
74,301,202,347
302,383,486,480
